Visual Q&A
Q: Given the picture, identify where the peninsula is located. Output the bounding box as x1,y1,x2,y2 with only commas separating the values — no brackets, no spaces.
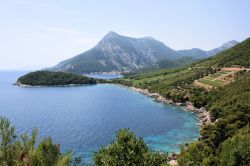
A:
17,71,97,86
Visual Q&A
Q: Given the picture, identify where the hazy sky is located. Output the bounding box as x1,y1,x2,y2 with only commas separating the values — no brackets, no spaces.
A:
0,0,250,70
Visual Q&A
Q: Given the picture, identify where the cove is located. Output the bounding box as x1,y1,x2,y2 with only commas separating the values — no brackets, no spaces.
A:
0,71,199,164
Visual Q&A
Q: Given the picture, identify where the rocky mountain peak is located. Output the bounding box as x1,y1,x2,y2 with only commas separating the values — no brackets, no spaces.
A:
102,31,120,40
221,40,239,49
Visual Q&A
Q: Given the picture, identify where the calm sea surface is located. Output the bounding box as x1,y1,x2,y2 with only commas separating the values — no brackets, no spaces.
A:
84,73,122,79
0,71,199,164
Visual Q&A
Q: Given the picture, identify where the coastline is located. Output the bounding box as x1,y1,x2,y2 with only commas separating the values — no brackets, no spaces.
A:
16,80,211,127
116,84,211,165
15,81,96,88
15,80,210,165
116,84,211,128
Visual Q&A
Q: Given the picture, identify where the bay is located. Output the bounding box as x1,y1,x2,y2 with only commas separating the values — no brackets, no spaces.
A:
0,71,199,164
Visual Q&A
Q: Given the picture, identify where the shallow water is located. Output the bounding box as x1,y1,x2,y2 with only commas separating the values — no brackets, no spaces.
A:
0,71,199,164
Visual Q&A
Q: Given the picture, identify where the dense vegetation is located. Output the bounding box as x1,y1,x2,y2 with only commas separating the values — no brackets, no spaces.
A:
112,66,218,103
0,117,82,166
109,38,250,165
195,37,250,68
178,71,250,165
158,56,196,69
17,71,97,86
178,126,250,166
93,129,169,166
217,126,250,166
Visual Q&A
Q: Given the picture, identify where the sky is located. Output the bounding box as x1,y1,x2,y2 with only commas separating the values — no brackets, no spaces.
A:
0,0,250,70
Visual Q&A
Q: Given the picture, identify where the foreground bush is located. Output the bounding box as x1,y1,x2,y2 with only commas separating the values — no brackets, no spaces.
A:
218,126,250,166
178,126,250,166
0,117,74,166
93,129,169,166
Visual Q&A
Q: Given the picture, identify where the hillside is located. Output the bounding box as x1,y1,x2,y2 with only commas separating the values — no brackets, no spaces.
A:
51,31,238,73
207,40,239,56
17,71,97,86
178,72,250,165
195,38,250,68
115,38,250,91
111,37,250,165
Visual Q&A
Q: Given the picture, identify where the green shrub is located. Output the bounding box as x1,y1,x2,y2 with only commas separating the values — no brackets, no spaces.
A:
0,117,74,166
93,129,168,166
218,126,250,166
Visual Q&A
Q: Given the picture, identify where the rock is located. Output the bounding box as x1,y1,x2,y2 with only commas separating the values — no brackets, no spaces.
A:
149,93,160,98
167,152,178,161
169,160,178,166
126,85,212,128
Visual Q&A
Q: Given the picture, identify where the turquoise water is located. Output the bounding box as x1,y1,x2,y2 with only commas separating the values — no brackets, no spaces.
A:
0,71,199,165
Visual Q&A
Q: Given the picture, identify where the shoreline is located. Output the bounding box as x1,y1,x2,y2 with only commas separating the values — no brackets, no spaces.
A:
14,81,96,88
116,84,211,165
116,84,211,128
15,81,209,165
17,80,211,127
16,81,211,127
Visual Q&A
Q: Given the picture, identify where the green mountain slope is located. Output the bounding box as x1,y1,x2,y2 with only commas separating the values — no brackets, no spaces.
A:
178,72,250,165
117,37,250,90
195,37,250,68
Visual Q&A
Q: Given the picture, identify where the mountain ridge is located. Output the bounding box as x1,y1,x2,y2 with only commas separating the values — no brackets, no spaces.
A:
51,31,238,73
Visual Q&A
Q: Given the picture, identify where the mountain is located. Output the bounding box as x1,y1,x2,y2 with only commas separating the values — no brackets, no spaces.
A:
176,40,239,59
52,31,179,73
197,38,250,67
51,31,238,73
177,48,207,59
207,40,239,56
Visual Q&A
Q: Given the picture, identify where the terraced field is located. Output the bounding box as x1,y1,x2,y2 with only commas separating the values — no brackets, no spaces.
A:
198,78,225,87
195,69,235,90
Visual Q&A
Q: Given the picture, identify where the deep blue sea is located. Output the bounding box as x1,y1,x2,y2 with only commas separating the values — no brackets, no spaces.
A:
0,71,199,165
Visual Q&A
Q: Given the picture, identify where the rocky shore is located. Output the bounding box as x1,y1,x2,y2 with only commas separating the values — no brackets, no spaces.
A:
127,86,211,127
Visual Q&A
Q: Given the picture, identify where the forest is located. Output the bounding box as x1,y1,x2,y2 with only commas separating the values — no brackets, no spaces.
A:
17,71,97,86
